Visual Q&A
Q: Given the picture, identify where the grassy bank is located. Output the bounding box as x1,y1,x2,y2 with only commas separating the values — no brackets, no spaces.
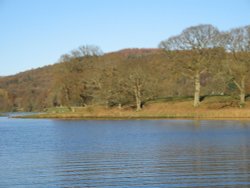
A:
16,96,250,120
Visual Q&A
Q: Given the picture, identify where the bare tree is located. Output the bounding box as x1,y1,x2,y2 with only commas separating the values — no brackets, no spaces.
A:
116,57,160,111
127,64,145,111
58,45,103,62
58,54,72,63
159,24,221,107
71,49,82,58
221,25,250,106
79,45,103,57
100,66,132,108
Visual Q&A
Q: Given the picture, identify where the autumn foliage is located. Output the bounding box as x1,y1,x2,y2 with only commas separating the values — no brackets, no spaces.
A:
0,25,249,112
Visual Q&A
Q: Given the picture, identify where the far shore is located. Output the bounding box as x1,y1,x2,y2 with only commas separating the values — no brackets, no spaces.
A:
15,114,250,121
13,99,250,120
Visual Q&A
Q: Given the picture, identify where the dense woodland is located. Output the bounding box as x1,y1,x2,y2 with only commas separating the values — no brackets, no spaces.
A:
0,24,249,112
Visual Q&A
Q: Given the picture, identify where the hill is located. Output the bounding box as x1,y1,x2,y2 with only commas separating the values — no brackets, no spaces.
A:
0,48,249,112
0,49,169,111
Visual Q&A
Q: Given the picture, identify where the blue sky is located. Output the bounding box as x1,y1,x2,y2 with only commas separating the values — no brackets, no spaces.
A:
0,0,249,76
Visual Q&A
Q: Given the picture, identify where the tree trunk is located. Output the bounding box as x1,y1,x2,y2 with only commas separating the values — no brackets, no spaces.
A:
136,95,141,111
134,81,142,111
240,91,245,106
240,76,246,107
234,76,246,107
194,71,201,107
118,103,122,109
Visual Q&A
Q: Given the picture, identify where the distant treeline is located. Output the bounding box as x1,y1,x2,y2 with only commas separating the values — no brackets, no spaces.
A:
0,24,249,112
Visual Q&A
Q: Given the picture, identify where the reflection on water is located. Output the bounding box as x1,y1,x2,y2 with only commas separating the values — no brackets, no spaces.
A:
0,118,250,187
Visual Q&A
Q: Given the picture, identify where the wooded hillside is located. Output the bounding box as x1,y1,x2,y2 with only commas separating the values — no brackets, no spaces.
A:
0,25,249,112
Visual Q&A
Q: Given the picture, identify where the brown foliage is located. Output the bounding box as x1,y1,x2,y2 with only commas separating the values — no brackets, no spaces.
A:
0,25,249,112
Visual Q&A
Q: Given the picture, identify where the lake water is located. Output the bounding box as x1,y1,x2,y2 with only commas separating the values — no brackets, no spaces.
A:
0,117,250,187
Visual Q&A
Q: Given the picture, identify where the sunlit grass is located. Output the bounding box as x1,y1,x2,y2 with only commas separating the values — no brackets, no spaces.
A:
17,97,250,120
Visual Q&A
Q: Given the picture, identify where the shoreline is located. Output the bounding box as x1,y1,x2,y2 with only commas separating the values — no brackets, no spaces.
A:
13,113,250,121
9,100,250,121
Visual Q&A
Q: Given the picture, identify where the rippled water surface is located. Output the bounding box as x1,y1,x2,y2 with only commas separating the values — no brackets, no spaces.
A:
0,117,250,187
